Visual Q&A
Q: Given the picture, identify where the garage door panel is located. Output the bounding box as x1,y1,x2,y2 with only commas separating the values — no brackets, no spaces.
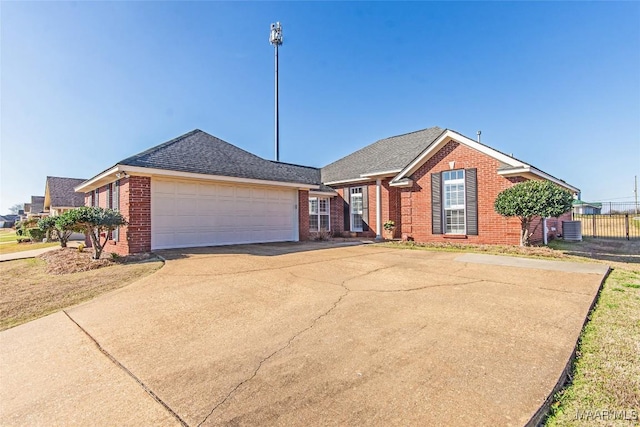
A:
199,184,219,197
177,182,198,195
154,180,175,194
151,179,297,250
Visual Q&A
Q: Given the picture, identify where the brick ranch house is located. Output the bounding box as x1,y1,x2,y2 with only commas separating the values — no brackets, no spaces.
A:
75,127,579,255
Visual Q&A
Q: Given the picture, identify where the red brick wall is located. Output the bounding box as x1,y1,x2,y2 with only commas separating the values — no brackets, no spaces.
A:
298,190,310,241
384,181,401,238
529,211,572,244
399,140,525,245
329,183,398,237
330,192,345,235
125,176,151,254
86,176,151,256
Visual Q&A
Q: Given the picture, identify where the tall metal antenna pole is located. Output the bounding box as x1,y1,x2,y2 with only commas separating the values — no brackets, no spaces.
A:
270,22,283,161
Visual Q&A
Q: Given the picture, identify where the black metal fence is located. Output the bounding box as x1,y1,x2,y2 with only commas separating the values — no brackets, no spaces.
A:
573,202,640,240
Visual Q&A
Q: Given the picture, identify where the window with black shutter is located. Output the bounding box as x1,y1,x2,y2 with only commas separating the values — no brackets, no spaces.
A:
432,168,478,235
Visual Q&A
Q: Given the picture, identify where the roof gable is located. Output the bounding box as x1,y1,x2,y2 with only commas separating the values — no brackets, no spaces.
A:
392,129,579,193
321,127,445,183
30,196,45,214
45,176,87,209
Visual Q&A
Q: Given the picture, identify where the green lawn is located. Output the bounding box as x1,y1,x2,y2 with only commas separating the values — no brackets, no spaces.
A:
0,230,17,243
544,268,640,426
0,229,60,254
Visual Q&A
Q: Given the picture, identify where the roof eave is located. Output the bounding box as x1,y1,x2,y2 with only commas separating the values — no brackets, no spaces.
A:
77,165,321,192
497,167,580,193
323,177,372,186
389,178,414,188
75,166,121,192
309,190,338,197
359,169,402,179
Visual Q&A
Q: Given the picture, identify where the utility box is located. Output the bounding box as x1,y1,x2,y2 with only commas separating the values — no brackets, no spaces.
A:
563,221,582,242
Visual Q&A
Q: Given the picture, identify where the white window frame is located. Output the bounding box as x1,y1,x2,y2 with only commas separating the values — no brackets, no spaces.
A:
443,170,466,235
309,196,330,232
111,181,120,242
350,187,364,232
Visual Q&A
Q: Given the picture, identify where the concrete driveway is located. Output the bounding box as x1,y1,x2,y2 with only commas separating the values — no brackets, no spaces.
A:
0,243,608,426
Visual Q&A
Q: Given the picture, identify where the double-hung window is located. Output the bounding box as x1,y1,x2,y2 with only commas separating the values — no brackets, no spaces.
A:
350,187,364,232
443,170,465,234
309,197,330,232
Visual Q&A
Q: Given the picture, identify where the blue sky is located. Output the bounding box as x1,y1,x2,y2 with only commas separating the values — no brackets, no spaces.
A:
1,1,639,213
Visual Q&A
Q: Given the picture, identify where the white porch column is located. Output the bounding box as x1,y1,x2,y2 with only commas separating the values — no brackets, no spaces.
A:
376,178,382,240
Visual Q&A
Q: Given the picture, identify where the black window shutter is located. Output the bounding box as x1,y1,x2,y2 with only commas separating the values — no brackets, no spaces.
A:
343,190,350,232
113,180,120,211
465,168,478,235
431,173,442,234
113,181,120,241
362,186,369,231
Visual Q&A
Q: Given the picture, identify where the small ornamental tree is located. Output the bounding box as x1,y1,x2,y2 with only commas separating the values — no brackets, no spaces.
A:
38,212,83,248
66,207,127,259
494,180,573,246
37,216,57,242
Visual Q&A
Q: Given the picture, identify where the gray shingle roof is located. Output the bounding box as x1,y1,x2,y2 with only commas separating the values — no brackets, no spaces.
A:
30,196,45,214
46,177,87,208
321,126,445,183
119,130,321,186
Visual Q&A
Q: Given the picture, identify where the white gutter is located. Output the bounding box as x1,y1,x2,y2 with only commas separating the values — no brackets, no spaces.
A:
389,178,413,188
75,166,120,192
76,164,321,192
497,167,580,193
310,190,338,197
360,169,402,178
323,177,371,186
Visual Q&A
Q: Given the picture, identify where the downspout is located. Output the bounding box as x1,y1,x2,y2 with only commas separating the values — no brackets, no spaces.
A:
376,179,382,241
543,218,548,245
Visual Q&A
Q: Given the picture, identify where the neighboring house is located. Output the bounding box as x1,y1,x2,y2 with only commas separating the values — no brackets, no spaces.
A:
23,196,46,218
572,200,602,215
44,176,87,216
0,215,18,228
76,127,579,255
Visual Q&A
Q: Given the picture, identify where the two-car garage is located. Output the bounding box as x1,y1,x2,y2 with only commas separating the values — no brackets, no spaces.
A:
151,178,299,250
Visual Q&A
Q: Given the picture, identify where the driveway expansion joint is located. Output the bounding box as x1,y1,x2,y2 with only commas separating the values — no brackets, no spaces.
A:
62,310,189,427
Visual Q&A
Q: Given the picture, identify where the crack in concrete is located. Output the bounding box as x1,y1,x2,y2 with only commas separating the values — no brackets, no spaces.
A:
196,292,349,426
196,266,395,426
62,310,189,426
445,272,596,296
350,279,484,293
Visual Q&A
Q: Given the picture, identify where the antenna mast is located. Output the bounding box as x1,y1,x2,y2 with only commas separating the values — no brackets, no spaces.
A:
269,22,283,161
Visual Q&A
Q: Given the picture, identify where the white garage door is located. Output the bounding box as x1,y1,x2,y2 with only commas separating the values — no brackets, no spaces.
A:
151,178,298,250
